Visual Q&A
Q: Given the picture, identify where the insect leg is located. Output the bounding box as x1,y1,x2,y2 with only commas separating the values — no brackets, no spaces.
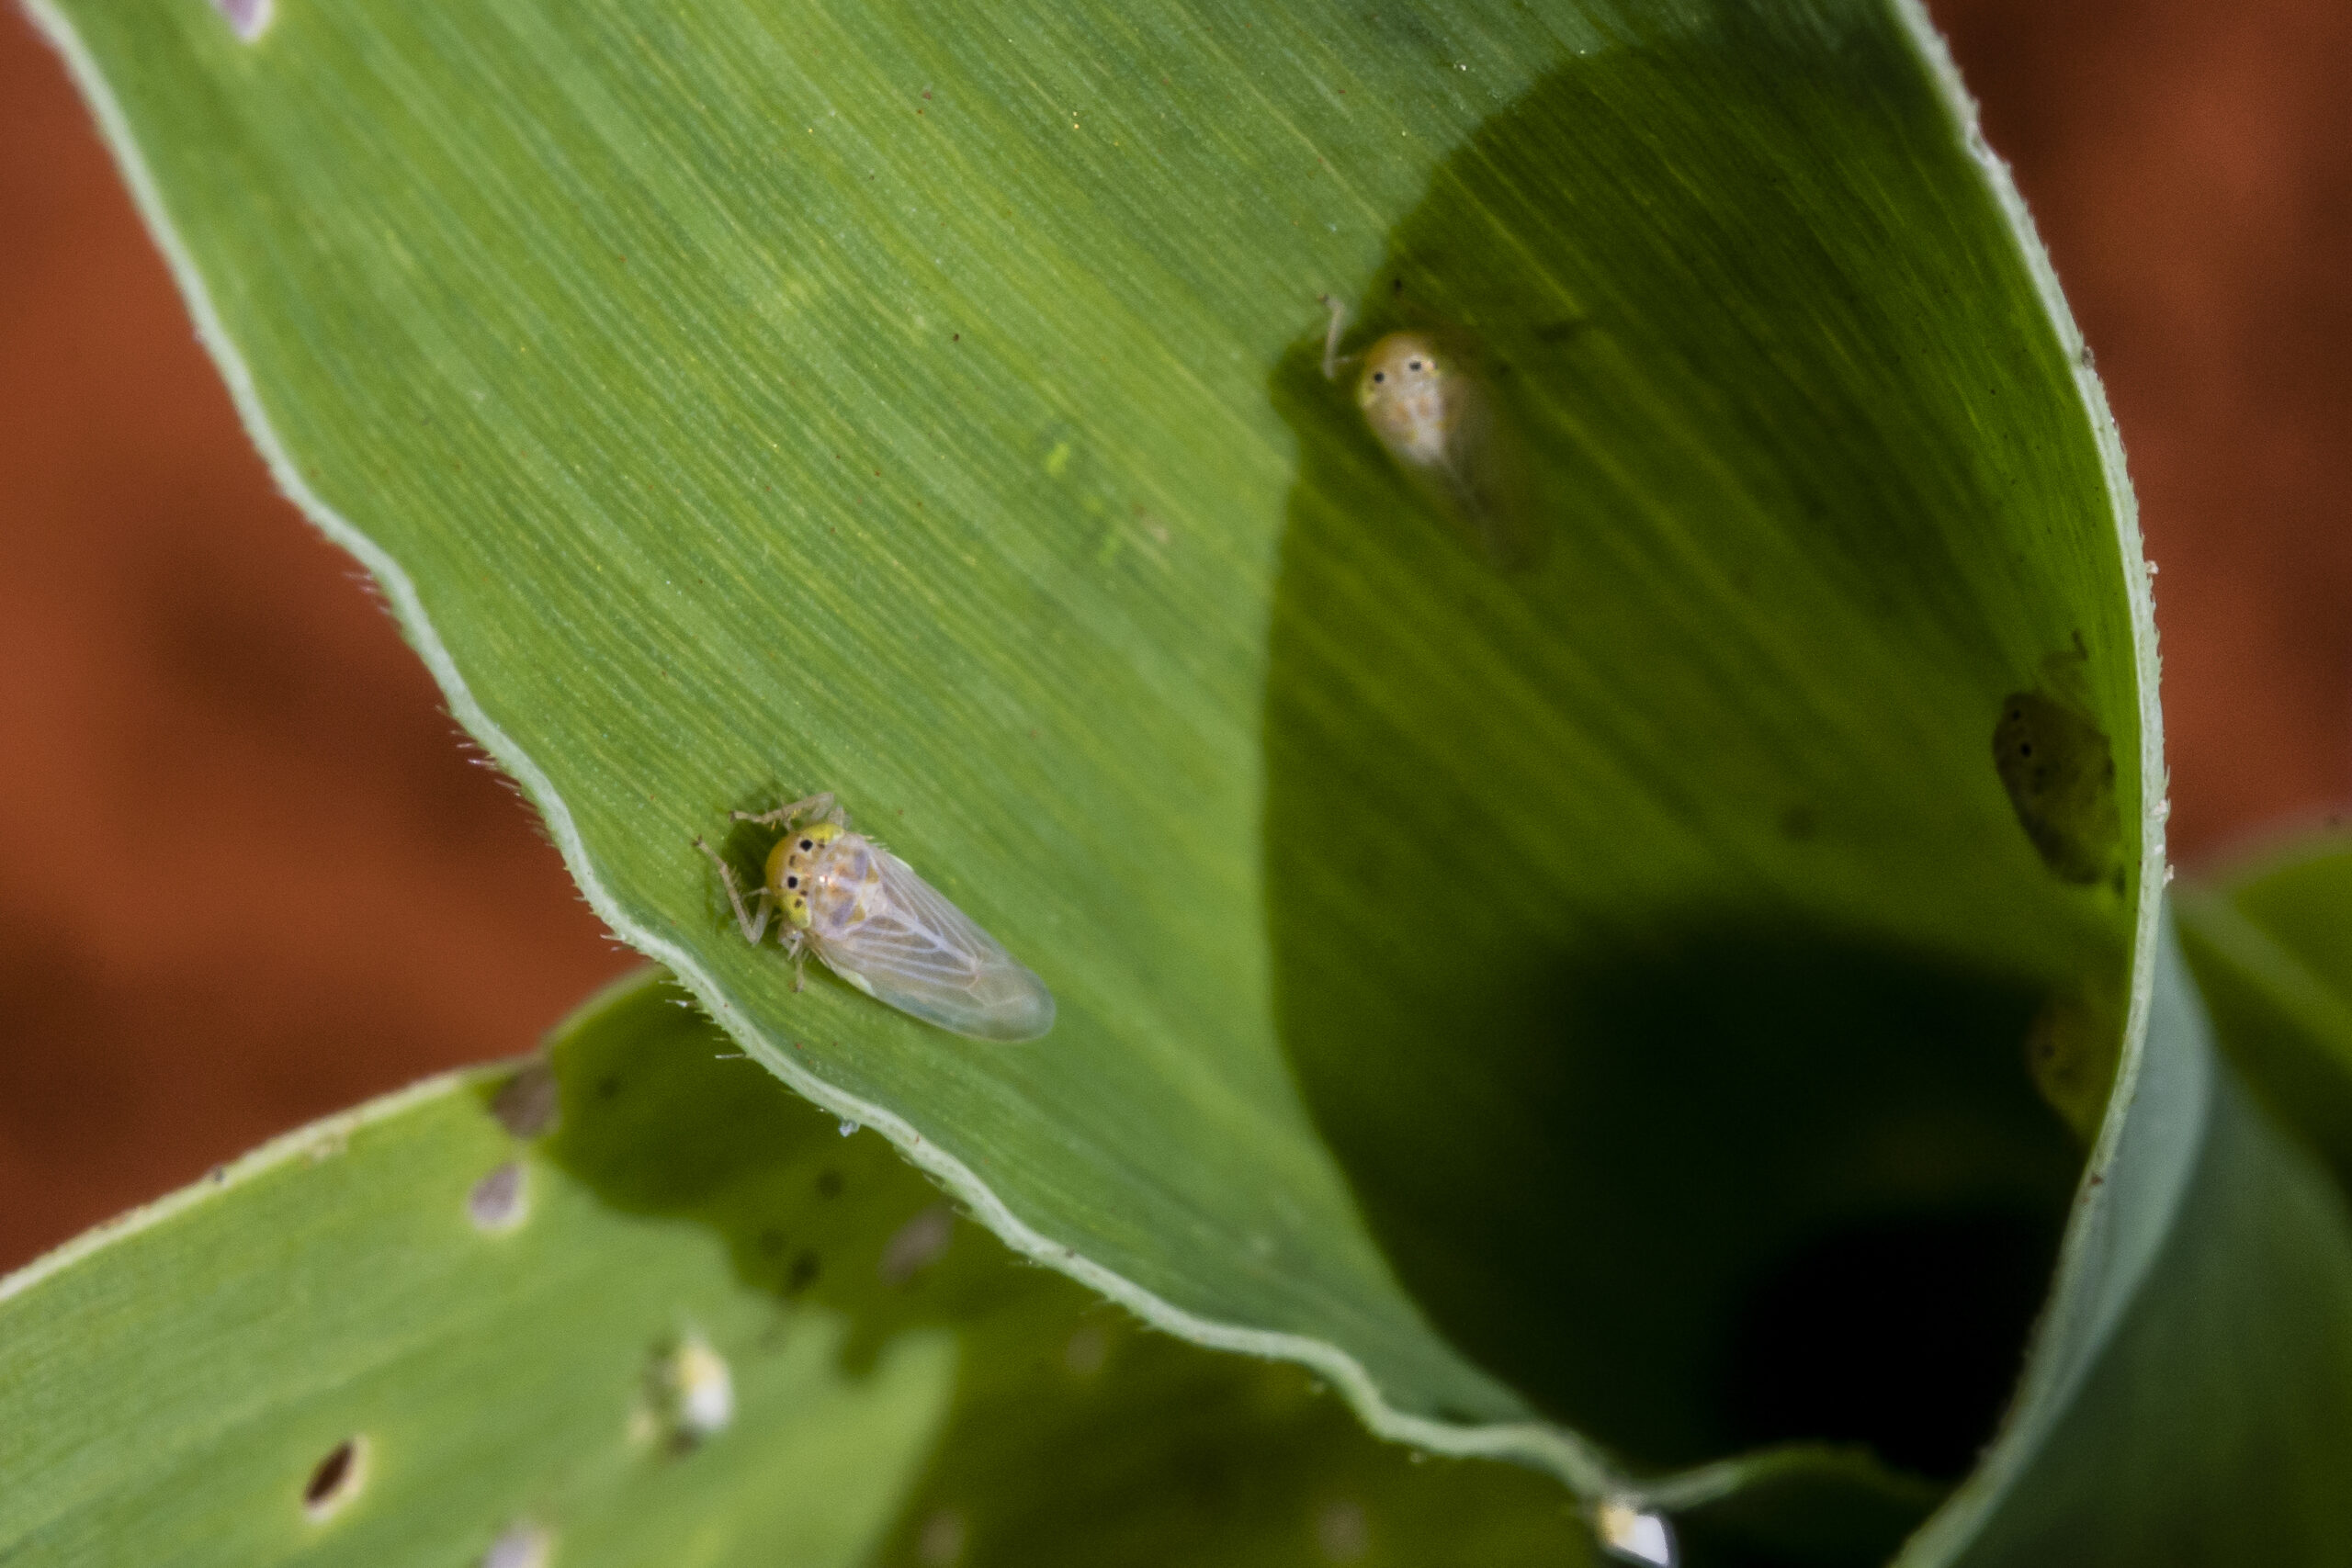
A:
730,791,843,829
693,836,771,943
1318,294,1357,381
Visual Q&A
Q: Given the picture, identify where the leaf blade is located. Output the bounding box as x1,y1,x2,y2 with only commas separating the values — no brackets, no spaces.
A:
0,971,1603,1567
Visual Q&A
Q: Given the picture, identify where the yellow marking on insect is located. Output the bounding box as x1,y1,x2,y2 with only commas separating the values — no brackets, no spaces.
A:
695,793,1056,1042
767,818,846,930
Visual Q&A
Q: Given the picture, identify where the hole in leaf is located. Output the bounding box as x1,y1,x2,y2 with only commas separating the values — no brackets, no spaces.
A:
491,1062,561,1138
481,1521,553,1568
468,1161,528,1233
300,1435,368,1521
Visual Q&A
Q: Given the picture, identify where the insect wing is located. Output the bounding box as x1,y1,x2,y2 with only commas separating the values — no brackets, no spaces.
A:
1418,382,1544,572
815,848,1056,1042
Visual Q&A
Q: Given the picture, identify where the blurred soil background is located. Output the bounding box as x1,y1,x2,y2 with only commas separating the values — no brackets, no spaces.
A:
2,0,2346,1271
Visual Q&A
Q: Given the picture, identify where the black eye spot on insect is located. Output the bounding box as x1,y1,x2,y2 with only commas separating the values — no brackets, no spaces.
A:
798,838,815,851
785,874,800,888
1371,371,1386,384
1408,359,1423,371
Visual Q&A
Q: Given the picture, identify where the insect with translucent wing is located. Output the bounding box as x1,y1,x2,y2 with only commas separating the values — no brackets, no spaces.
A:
694,794,1056,1042
1320,294,1542,570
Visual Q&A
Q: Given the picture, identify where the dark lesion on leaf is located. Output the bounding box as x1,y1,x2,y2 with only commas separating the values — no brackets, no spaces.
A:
1991,688,2121,886
491,1060,562,1138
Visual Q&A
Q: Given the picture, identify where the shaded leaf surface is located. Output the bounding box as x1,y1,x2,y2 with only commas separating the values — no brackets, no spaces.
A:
1262,15,2140,1475
1900,928,2352,1566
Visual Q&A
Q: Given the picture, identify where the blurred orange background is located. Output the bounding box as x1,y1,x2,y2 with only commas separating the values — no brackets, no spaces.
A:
3,0,2346,1273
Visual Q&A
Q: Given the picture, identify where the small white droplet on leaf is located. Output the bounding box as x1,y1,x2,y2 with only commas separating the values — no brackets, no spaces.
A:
1595,1499,1677,1566
653,1334,734,1442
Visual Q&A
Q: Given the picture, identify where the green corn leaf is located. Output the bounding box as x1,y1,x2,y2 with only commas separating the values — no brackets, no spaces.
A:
2177,831,2352,1195
38,0,2352,1551
0,971,1597,1567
